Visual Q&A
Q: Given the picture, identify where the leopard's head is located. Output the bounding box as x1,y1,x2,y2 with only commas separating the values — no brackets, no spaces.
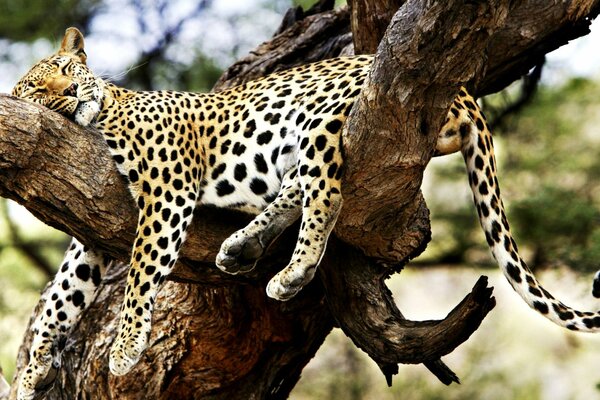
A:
12,27,104,126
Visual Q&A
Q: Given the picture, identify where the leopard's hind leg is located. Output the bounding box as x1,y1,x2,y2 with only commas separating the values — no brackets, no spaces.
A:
267,121,344,301
18,239,109,400
216,167,303,274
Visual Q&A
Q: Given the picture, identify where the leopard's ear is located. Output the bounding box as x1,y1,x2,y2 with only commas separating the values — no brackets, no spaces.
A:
59,27,87,64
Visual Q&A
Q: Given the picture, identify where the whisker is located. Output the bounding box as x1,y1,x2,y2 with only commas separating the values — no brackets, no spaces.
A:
100,61,150,82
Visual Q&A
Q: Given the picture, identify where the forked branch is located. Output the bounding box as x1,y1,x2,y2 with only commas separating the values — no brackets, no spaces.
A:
320,238,495,385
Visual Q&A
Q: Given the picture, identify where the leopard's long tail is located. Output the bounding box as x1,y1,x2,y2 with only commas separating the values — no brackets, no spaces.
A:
461,98,600,332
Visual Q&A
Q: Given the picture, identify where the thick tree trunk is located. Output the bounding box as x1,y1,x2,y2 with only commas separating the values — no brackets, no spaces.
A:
1,1,599,399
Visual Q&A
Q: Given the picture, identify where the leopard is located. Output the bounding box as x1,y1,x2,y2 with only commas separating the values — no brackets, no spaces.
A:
10,27,600,400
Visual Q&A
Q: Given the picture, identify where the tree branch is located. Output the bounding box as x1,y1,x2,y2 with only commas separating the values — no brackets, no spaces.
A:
214,7,353,90
484,60,544,130
337,0,513,261
481,0,600,96
320,239,495,385
349,0,406,53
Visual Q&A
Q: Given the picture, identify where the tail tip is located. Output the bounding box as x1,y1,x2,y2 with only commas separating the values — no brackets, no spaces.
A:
592,270,600,298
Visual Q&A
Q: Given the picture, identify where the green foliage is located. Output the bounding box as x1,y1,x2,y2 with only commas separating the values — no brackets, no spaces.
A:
511,186,600,270
292,0,317,9
0,0,100,41
498,78,600,271
137,53,223,92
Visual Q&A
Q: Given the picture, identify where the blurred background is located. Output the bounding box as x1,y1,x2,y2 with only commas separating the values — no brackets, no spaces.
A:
0,1,600,399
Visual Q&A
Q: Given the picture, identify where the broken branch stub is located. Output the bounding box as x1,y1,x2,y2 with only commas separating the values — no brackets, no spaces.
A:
320,238,496,384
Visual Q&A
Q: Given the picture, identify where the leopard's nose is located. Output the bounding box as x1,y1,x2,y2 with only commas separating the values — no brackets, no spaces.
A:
64,82,78,97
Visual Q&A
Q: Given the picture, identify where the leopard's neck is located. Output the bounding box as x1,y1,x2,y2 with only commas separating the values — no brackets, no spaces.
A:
93,81,215,136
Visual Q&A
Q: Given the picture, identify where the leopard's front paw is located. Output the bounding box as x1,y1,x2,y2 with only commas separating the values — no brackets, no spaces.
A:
216,233,264,274
266,264,315,301
109,330,148,376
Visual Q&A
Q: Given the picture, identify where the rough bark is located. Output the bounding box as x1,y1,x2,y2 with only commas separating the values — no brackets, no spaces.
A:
1,0,598,399
347,0,600,96
349,0,406,54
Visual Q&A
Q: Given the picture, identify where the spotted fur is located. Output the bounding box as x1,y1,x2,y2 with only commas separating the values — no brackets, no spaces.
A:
17,239,107,400
12,27,600,400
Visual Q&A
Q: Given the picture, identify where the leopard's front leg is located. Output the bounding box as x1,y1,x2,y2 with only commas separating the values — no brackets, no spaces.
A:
18,239,108,400
109,192,197,376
